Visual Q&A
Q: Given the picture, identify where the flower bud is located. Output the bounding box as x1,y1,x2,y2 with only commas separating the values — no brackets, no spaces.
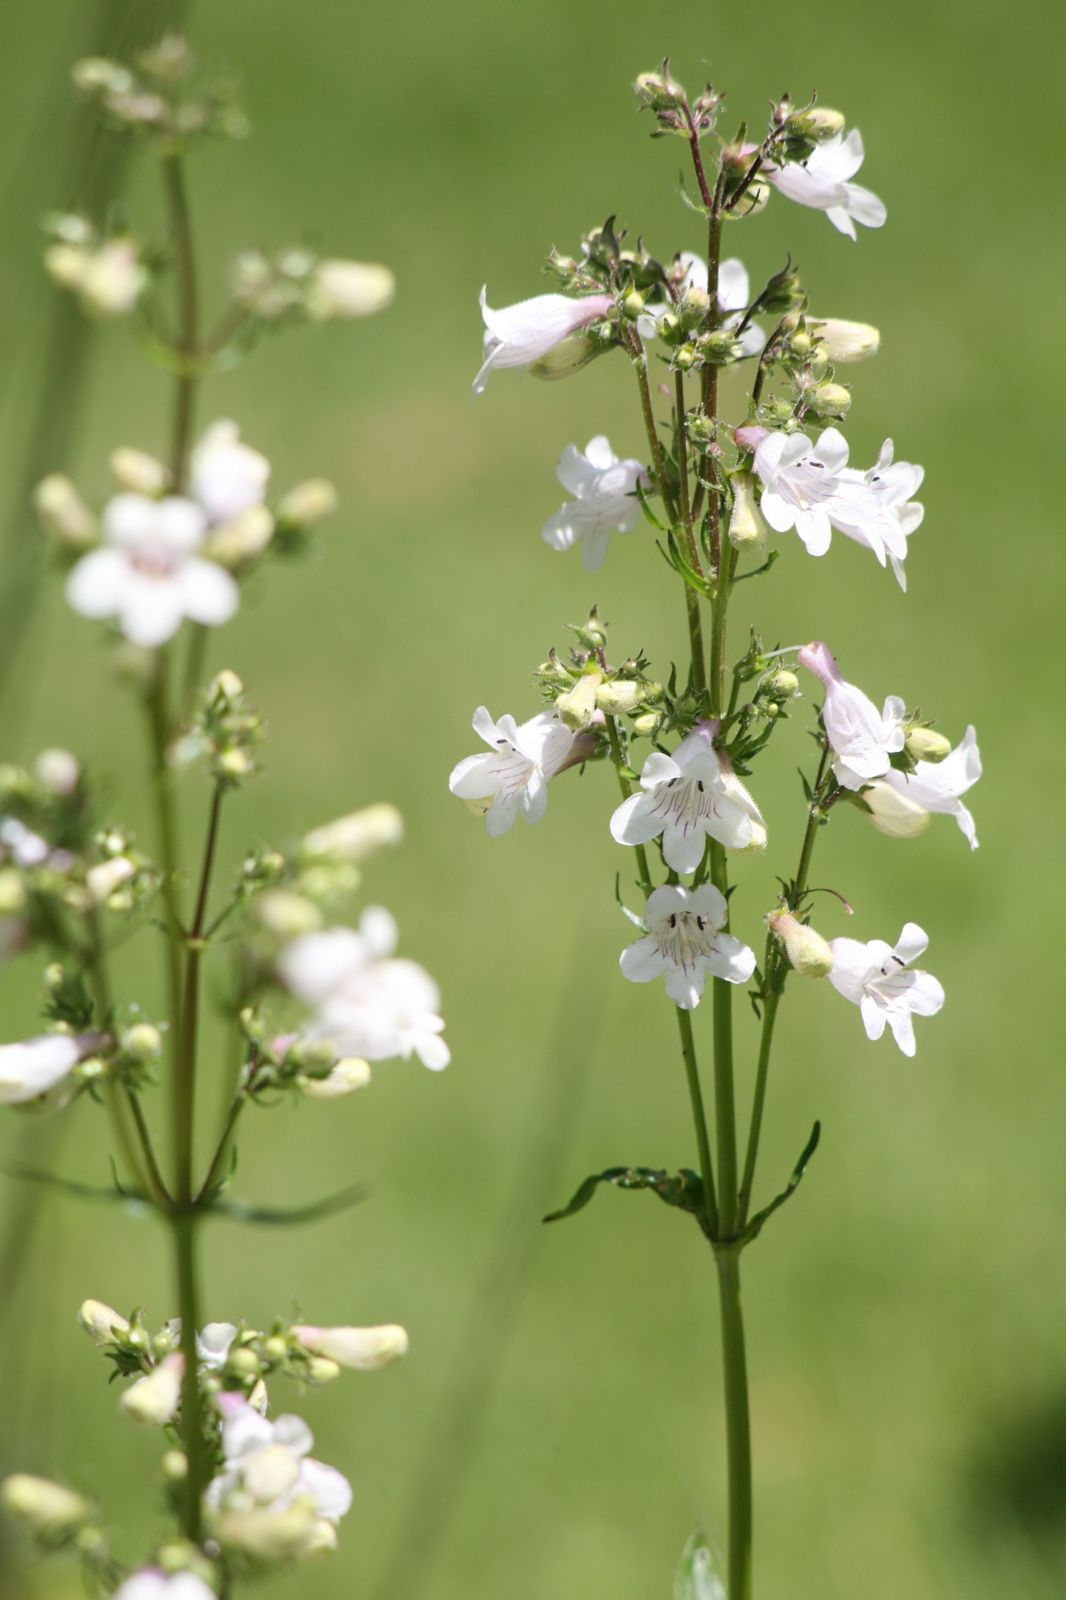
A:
677,286,711,330
292,1322,409,1371
33,748,81,796
633,67,686,112
86,856,135,905
673,343,698,371
306,259,395,320
110,447,169,495
595,680,642,717
78,239,146,318
162,1450,188,1481
529,332,601,381
301,803,403,864
620,288,645,321
215,748,254,784
120,1354,183,1425
767,669,799,699
806,382,851,419
0,870,26,915
204,506,274,568
787,106,846,142
225,1347,261,1380
34,475,96,547
71,57,133,95
277,479,337,528
700,330,742,364
904,726,952,764
861,781,930,840
215,1500,319,1561
77,1297,131,1347
307,1356,342,1385
632,711,662,737
122,1023,162,1062
727,472,767,554
298,1057,372,1099
1,1474,90,1533
723,178,769,219
809,317,880,364
254,890,323,939
555,672,602,731
767,910,834,978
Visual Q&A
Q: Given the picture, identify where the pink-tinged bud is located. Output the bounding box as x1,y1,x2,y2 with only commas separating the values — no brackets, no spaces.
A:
734,424,768,454
797,640,842,689
767,910,834,978
292,1323,409,1371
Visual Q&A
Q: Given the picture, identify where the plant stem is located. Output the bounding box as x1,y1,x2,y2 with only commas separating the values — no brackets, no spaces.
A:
716,1247,753,1600
629,333,708,702
675,1008,718,1236
709,845,739,1240
174,1204,205,1538
162,153,199,488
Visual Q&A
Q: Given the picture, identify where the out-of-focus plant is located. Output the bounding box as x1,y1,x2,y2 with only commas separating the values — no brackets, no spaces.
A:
449,60,980,1598
1,36,447,1597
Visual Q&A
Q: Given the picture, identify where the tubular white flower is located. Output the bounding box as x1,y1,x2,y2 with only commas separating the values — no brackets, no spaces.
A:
65,493,238,648
306,259,395,320
291,1323,408,1371
191,421,270,525
115,1572,216,1600
0,1034,84,1106
877,725,981,849
620,883,756,1010
831,439,925,589
448,706,575,836
120,1352,183,1425
753,427,852,556
279,908,449,1071
828,922,944,1057
206,1400,352,1529
540,436,647,572
611,722,766,873
798,641,905,789
474,289,614,394
763,130,886,240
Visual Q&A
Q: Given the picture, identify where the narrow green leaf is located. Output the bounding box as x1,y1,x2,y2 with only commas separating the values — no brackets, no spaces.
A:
738,1121,821,1246
674,1531,726,1600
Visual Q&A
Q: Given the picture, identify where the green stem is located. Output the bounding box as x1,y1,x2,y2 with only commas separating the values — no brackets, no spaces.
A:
174,1205,206,1538
675,1009,719,1237
629,334,708,702
162,153,199,488
709,845,738,1240
716,1247,753,1600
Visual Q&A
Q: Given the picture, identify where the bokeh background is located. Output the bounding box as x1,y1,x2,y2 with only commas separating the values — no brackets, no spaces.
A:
0,1,1061,1596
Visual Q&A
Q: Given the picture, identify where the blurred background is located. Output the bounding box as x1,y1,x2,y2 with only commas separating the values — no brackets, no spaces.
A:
0,0,1061,1596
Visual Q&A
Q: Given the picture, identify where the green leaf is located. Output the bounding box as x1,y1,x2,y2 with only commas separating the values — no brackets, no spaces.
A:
674,1531,726,1600
635,478,669,532
544,1165,706,1226
0,1157,154,1218
203,1181,366,1227
738,1121,821,1246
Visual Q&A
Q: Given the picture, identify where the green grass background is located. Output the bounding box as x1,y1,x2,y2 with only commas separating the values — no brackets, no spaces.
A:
0,0,1062,1596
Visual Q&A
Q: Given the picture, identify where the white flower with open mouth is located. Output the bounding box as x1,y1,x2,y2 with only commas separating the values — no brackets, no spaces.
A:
764,130,886,240
0,1034,87,1106
449,707,576,835
191,421,270,525
832,438,925,588
610,722,765,873
206,1399,351,1526
279,907,449,1071
828,922,944,1056
620,883,756,1009
867,725,982,849
753,427,851,556
541,436,647,571
474,288,614,394
798,641,905,789
66,494,238,647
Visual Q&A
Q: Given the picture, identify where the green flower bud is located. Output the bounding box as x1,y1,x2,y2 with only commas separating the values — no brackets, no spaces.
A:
620,288,645,321
673,344,698,371
633,67,686,112
555,672,602,731
904,726,952,763
727,472,767,554
1,1474,90,1534
677,286,711,331
110,447,169,496
699,330,742,364
122,1023,162,1062
225,1347,262,1379
306,1355,342,1384
254,890,323,939
766,910,834,979
595,680,642,717
632,711,662,737
0,869,26,915
788,106,846,142
806,382,851,419
767,669,799,699
77,1299,130,1346
530,333,602,381
277,479,337,528
162,1451,188,1481
809,317,880,363
34,474,96,548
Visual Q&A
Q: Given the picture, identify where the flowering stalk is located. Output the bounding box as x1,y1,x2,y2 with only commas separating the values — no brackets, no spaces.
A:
2,38,440,1599
454,60,977,1597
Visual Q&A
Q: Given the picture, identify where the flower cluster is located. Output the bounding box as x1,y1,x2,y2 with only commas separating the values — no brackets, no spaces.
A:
449,70,981,1061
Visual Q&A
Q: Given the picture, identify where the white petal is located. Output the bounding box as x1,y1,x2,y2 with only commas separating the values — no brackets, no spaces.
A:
664,964,705,1009
65,548,130,619
178,559,239,627
893,922,928,965
619,936,666,984
707,934,757,985
860,994,887,1040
